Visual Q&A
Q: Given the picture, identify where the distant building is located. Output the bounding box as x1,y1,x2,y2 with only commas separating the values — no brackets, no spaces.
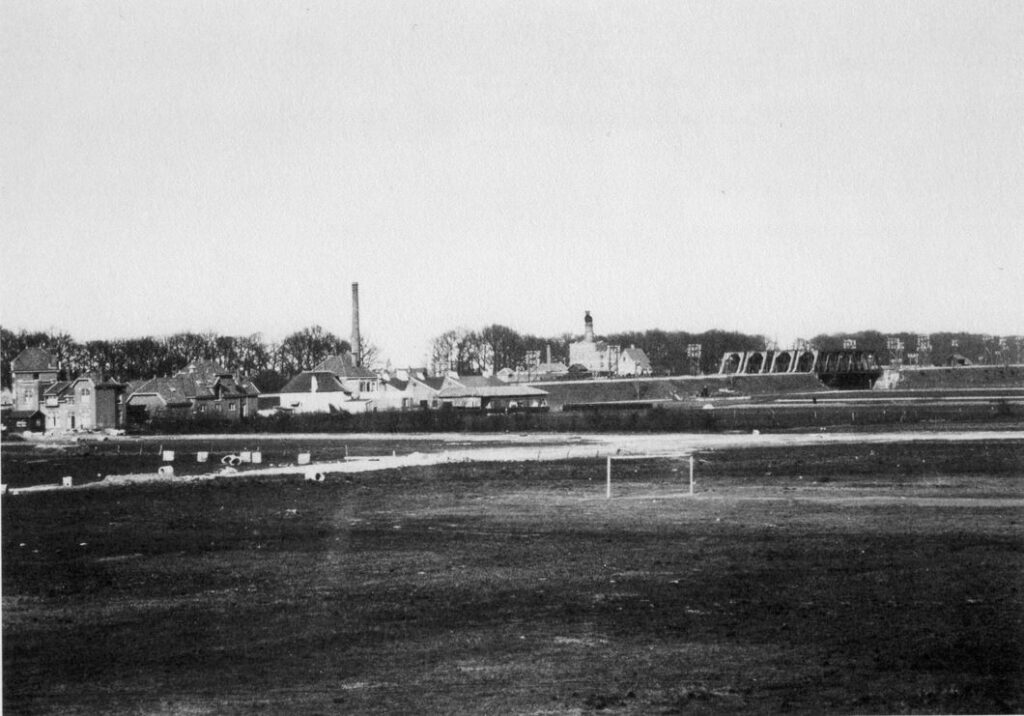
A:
10,347,60,414
42,373,125,430
618,346,652,376
436,375,549,412
313,354,380,398
126,360,258,423
568,311,620,375
5,348,59,432
274,371,361,414
567,312,651,377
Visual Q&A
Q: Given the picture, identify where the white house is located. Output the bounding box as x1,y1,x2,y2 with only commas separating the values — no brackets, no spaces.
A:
618,346,653,376
274,371,369,414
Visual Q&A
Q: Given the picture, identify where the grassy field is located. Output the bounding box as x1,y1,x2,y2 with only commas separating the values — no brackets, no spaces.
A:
3,439,1023,714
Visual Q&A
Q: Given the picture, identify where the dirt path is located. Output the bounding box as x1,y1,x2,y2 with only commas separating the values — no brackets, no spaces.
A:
9,429,1023,494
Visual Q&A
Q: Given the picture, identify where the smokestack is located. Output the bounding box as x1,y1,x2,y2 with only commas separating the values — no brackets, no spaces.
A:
351,282,362,366
584,310,594,342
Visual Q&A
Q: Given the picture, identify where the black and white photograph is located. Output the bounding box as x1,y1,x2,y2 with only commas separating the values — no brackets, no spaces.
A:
2,2,1022,713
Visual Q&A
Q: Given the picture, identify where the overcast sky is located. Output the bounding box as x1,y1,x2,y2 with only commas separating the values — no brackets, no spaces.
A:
3,1,1022,365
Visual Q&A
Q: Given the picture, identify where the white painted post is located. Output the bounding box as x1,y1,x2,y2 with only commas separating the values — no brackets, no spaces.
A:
689,455,694,495
606,456,612,499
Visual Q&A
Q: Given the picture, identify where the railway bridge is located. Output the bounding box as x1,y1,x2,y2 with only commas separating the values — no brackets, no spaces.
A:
718,349,883,389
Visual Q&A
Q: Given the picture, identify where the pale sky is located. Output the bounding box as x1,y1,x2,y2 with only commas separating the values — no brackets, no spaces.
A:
3,1,1022,365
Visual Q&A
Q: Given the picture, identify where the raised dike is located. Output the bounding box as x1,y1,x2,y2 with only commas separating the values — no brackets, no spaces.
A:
875,364,1024,391
531,373,827,410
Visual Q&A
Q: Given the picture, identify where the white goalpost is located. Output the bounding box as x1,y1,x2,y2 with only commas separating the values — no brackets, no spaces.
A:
605,454,695,499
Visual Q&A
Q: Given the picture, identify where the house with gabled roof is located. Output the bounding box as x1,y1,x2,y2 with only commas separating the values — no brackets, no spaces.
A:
437,375,549,412
312,354,380,398
618,346,653,377
273,370,369,414
125,360,258,423
41,372,125,430
10,347,60,414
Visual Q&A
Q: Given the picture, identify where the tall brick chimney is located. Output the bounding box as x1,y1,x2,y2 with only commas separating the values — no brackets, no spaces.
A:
351,282,362,366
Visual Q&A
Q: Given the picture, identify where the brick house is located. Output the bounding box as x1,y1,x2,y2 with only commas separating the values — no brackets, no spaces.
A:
10,347,60,414
42,373,125,430
125,360,258,423
5,348,59,432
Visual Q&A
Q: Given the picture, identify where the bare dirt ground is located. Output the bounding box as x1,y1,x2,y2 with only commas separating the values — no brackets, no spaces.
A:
2,434,1023,714
4,428,1023,490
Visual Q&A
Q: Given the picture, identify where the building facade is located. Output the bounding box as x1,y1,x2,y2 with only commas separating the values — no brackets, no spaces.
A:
569,311,621,375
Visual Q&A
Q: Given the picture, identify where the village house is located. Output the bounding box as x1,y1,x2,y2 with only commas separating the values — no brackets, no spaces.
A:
312,354,380,397
125,360,258,423
274,371,360,414
372,368,447,410
436,375,549,412
267,353,381,414
42,373,125,430
5,347,60,432
618,346,653,377
10,347,60,413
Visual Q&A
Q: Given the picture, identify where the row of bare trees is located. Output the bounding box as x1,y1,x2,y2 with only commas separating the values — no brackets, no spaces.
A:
1,326,379,391
428,325,769,376
429,325,1020,376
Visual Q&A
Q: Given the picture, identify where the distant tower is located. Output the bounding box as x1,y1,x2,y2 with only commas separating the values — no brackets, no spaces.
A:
584,311,595,342
351,282,362,366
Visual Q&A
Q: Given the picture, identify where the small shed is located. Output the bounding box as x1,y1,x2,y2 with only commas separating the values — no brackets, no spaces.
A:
5,410,46,432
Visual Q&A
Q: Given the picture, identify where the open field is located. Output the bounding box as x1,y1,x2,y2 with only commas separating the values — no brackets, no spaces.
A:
3,436,1024,714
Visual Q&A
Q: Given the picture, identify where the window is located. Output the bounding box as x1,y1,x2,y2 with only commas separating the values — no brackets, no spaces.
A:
227,402,236,411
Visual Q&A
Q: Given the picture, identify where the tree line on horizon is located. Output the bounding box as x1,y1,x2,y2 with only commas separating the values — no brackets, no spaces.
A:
0,326,375,393
430,326,1022,376
3,324,1018,393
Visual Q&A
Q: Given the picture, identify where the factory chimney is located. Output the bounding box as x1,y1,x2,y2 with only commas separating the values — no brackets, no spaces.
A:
584,311,595,342
351,282,362,366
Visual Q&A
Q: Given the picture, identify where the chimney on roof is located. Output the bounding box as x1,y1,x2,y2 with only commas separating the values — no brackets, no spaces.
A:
584,311,595,342
351,282,362,367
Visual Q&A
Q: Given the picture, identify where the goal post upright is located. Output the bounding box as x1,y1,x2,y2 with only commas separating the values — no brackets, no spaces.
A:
606,456,612,499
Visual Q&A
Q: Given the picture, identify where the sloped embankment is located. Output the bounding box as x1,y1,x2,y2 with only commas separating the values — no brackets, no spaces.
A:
532,373,826,409
878,365,1024,391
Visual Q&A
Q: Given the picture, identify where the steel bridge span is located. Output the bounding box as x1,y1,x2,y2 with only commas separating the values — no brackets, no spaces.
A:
718,349,883,389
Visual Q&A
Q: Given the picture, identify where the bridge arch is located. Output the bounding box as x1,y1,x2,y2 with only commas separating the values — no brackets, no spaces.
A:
744,352,765,374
